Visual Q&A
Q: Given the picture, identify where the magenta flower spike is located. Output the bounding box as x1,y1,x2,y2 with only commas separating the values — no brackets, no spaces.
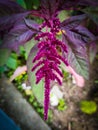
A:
31,17,69,119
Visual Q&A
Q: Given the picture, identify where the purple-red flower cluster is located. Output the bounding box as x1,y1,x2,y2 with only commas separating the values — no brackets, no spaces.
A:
32,18,68,120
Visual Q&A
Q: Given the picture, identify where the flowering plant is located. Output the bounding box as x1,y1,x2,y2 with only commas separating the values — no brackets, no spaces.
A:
0,0,98,120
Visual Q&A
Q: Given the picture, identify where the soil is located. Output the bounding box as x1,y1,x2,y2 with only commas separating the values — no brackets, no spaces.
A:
50,55,98,130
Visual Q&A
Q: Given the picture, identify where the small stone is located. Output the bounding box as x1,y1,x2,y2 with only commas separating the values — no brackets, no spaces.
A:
51,85,63,99
21,83,26,90
50,94,59,106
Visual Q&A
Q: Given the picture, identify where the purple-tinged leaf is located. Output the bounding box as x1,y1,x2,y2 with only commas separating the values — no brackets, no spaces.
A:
0,0,31,39
0,12,30,33
24,18,40,31
63,25,96,45
58,0,98,10
60,14,87,30
58,0,78,10
0,0,25,16
39,0,59,19
78,0,98,7
62,34,89,79
27,44,44,105
1,20,39,52
31,0,98,19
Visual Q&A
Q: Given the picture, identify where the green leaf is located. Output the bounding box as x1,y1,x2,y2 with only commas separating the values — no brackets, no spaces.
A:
27,44,44,105
24,0,33,9
6,57,18,69
0,66,5,73
95,80,98,84
80,100,97,114
57,99,67,111
24,0,39,9
16,0,26,9
24,38,37,59
0,49,11,66
83,7,98,25
32,0,40,9
58,10,70,22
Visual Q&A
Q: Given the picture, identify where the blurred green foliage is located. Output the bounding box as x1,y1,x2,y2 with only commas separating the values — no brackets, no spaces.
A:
95,80,98,84
62,70,69,80
0,49,11,66
6,56,18,70
16,0,26,9
0,66,6,77
57,99,67,111
80,100,97,114
16,0,40,10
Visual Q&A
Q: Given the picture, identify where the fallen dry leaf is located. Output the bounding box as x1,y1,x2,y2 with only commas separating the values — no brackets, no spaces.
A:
10,66,27,82
67,66,85,87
